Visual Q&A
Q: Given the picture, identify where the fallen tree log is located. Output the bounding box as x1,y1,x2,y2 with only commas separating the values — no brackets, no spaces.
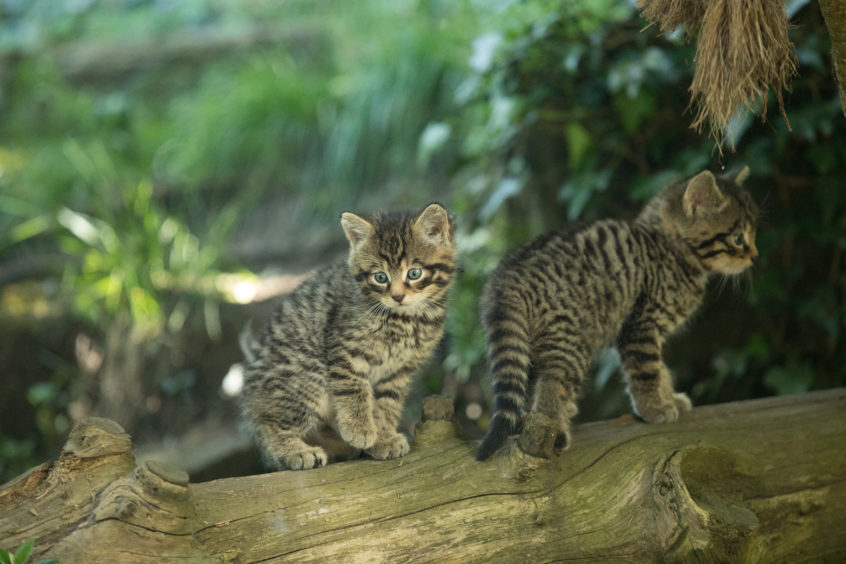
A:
1,389,845,562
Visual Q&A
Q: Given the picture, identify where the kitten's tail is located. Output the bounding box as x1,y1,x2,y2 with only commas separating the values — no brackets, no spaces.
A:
476,413,519,461
476,307,531,461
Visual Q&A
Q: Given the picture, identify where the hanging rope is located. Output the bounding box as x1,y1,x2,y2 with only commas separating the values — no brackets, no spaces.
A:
638,0,796,150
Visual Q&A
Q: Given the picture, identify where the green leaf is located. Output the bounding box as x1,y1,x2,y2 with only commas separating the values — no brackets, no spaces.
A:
14,540,33,564
614,90,656,134
10,215,53,243
27,382,57,407
33,560,60,564
0,548,13,564
56,207,100,247
564,122,592,171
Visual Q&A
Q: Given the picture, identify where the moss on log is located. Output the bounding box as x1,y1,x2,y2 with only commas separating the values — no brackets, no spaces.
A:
2,389,845,562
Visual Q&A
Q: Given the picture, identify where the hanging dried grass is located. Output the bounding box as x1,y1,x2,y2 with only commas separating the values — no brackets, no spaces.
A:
690,0,797,149
636,0,705,36
638,0,797,151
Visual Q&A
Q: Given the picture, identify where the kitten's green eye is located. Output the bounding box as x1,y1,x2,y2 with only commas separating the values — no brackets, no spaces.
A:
732,233,744,246
373,272,389,284
407,267,423,281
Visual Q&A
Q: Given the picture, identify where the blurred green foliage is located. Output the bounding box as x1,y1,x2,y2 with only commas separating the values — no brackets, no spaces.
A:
1,0,844,480
0,0,478,479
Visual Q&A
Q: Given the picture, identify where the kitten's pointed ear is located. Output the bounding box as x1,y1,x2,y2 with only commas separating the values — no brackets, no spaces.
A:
341,212,373,250
682,171,724,221
414,203,451,245
723,165,751,186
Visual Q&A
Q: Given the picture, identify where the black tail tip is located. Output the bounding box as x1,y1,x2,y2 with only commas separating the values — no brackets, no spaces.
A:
476,416,516,461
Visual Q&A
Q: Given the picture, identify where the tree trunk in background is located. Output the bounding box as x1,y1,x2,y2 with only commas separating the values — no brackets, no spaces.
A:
97,318,146,430
820,0,846,117
2,390,845,562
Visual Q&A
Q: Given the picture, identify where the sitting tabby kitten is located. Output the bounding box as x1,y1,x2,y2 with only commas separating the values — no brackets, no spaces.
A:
477,167,758,461
242,203,456,470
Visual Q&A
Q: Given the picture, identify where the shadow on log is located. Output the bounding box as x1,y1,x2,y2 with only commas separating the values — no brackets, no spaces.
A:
2,389,845,562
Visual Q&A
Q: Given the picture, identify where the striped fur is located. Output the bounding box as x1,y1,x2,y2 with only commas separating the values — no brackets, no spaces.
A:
477,168,758,461
241,203,456,470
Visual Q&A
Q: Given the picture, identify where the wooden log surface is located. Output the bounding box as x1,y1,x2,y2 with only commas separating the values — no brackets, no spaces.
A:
1,389,845,563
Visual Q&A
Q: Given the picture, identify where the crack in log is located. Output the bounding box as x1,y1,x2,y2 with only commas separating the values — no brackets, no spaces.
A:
4,512,69,536
270,490,528,559
193,512,267,535
79,547,201,560
95,516,196,537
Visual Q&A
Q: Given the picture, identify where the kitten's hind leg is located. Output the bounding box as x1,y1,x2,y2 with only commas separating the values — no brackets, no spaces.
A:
553,397,579,449
255,422,328,470
530,335,586,453
532,377,579,452
524,315,591,454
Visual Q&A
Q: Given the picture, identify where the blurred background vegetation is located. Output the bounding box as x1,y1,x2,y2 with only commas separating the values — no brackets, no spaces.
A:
1,0,843,482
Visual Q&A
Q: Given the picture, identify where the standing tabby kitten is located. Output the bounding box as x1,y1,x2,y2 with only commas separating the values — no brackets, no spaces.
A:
242,203,456,470
477,168,758,461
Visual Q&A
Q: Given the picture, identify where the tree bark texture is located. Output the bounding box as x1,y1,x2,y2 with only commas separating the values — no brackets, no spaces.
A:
1,389,845,563
820,0,846,117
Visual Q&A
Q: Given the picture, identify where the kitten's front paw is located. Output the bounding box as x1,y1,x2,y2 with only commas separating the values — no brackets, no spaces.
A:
281,446,328,471
636,393,692,424
337,417,378,450
638,402,678,424
673,392,692,414
366,432,410,460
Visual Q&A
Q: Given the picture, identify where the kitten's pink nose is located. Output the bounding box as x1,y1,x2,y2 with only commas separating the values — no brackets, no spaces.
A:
392,293,405,304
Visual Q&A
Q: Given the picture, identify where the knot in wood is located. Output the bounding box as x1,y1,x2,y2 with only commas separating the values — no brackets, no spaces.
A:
422,395,454,421
136,460,190,500
63,417,132,459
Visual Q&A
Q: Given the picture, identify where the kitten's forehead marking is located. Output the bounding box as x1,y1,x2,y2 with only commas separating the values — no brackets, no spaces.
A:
387,232,406,263
369,219,412,268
